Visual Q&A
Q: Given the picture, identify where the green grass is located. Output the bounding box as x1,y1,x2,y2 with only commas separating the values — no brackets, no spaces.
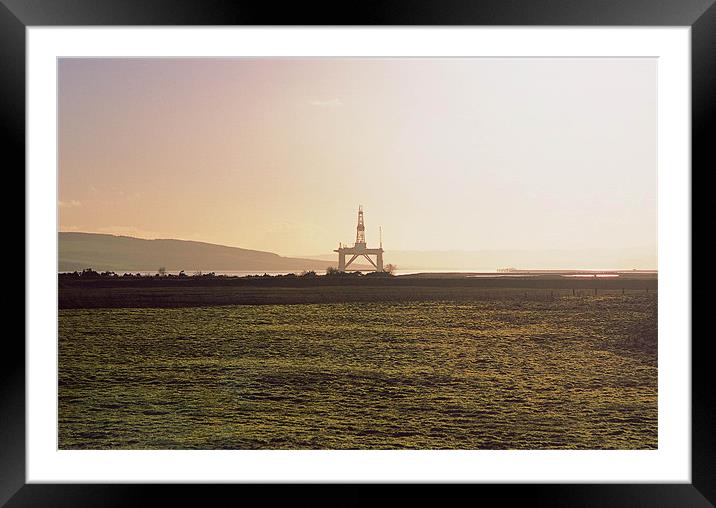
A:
58,293,657,449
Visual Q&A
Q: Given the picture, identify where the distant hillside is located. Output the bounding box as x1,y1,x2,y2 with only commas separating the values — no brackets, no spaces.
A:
59,232,339,272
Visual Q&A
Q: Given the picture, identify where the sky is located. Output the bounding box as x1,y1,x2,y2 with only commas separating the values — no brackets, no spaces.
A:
59,58,657,266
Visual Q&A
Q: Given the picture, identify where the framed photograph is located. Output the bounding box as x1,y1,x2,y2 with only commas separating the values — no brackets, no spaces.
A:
8,0,710,505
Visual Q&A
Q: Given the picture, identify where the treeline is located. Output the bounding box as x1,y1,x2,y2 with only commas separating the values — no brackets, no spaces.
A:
59,268,221,280
59,267,395,280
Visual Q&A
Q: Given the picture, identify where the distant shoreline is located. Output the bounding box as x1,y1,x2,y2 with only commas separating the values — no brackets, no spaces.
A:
58,268,658,278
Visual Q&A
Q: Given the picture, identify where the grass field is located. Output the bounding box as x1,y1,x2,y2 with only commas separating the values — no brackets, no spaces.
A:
59,292,657,449
58,274,657,309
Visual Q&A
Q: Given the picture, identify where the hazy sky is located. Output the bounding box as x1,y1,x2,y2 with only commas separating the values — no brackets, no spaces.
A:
59,58,656,262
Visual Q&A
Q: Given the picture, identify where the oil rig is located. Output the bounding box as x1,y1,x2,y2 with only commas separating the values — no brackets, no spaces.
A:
334,206,384,272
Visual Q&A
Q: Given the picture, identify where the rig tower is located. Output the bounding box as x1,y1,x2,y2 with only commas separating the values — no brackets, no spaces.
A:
334,206,384,272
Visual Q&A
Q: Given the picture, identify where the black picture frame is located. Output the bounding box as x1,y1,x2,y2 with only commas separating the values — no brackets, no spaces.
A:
5,0,711,505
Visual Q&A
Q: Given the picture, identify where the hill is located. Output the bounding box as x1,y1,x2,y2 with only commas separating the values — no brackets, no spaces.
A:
59,232,339,272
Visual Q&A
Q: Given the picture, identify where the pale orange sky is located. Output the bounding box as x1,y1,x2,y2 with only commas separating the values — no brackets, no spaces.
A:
59,58,656,265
